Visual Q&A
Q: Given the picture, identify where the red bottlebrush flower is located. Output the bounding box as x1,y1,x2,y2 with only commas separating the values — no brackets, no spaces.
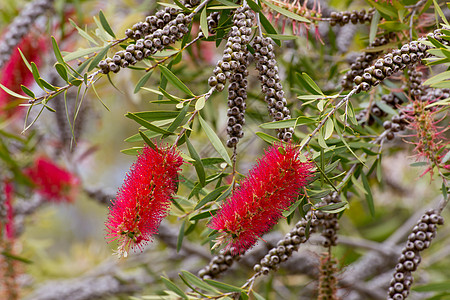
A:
25,157,80,202
0,34,47,117
105,145,183,257
404,99,449,178
208,143,314,254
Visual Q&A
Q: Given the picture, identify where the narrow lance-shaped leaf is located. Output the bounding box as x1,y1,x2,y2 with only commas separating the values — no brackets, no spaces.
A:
186,138,206,186
159,65,195,97
160,276,188,299
198,115,232,166
98,10,116,38
261,0,310,23
200,7,208,38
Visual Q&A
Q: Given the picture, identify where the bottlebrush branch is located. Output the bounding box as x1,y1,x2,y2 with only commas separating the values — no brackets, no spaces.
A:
209,143,314,254
105,145,183,258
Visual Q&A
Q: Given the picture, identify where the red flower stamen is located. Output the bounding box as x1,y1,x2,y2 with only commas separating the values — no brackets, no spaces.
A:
208,143,314,254
25,157,80,202
105,145,183,257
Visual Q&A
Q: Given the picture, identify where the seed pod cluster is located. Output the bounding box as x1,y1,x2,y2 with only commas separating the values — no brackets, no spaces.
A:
419,87,450,102
341,33,396,90
406,68,425,99
123,0,199,40
98,14,191,74
0,0,54,70
329,8,375,26
318,252,338,300
208,4,255,92
198,248,239,280
315,192,340,247
353,37,437,94
226,57,249,148
253,211,322,275
387,209,444,300
207,11,221,34
382,110,409,141
253,36,294,142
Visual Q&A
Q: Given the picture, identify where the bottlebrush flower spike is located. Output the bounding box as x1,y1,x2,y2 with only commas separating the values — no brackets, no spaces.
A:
105,145,183,258
208,143,314,254
25,157,80,202
0,34,47,117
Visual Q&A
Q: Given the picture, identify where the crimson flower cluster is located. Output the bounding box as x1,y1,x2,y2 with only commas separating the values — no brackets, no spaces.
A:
105,145,183,257
209,143,314,254
0,34,46,117
25,157,80,202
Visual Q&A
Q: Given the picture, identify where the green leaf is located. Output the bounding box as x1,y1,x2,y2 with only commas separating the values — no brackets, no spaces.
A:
423,70,450,86
166,104,189,134
17,48,32,73
259,118,297,129
189,209,218,221
195,96,206,111
301,72,323,95
63,46,104,61
55,63,69,82
125,113,174,135
246,0,261,12
69,19,99,45
132,111,180,121
366,0,397,18
98,10,116,38
198,115,232,166
252,291,266,300
216,183,233,202
21,85,35,98
1,251,33,264
265,33,298,40
139,131,157,149
200,7,208,38
256,131,279,144
369,10,380,44
316,202,348,213
378,21,410,31
177,221,186,252
39,78,58,91
410,162,429,167
88,45,110,72
204,279,244,293
51,36,66,65
261,0,310,23
30,62,44,90
0,83,30,100
360,171,375,217
413,281,450,292
180,271,219,293
216,0,239,6
161,276,188,299
194,185,229,210
186,138,206,187
134,71,153,93
376,100,397,115
159,65,194,97
433,0,449,27
324,118,334,140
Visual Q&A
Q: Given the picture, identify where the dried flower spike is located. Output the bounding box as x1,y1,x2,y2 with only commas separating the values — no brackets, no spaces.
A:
25,157,80,202
208,143,314,254
105,145,183,258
